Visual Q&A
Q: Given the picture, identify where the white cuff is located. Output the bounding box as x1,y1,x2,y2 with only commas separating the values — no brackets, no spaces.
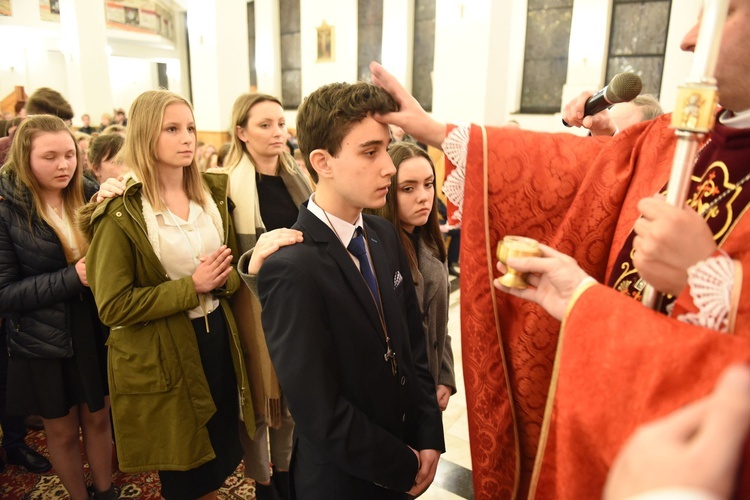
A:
676,252,734,333
441,125,470,222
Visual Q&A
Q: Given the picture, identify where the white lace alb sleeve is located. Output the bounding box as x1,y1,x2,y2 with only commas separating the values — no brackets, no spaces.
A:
441,125,470,222
676,252,736,333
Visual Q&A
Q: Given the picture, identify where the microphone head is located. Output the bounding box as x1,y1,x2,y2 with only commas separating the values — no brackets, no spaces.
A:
605,73,643,104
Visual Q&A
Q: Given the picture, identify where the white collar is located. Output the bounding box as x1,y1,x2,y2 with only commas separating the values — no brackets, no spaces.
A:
718,108,750,128
307,193,364,248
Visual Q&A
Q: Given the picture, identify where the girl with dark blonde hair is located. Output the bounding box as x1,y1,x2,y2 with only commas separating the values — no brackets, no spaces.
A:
374,141,456,411
223,92,312,500
84,90,255,500
0,115,114,500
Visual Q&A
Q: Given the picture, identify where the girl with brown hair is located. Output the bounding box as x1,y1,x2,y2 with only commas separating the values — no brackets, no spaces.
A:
0,115,114,499
374,141,456,411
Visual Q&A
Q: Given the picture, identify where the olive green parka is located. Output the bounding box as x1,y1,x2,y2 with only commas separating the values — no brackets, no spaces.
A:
83,172,255,472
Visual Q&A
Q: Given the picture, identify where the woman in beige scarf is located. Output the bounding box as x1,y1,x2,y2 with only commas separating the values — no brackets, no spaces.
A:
221,93,312,500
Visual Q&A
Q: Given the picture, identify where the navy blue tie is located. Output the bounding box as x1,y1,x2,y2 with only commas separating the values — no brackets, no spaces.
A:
347,227,381,313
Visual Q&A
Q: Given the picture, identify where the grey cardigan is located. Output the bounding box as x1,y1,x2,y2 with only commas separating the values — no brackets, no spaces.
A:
414,240,456,393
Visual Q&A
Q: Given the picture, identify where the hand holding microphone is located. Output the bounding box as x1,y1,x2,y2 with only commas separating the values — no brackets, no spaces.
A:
562,73,643,134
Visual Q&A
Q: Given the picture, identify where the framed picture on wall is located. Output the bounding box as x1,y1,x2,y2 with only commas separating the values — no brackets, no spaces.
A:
317,21,334,62
39,0,60,22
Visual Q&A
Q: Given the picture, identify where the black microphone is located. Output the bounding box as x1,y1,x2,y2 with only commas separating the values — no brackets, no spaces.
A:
562,73,643,127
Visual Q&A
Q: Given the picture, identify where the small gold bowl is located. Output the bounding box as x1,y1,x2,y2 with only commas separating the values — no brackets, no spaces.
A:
496,236,542,289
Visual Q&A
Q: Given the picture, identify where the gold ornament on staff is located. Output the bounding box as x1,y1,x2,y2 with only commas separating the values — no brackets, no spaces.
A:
496,236,542,289
641,0,729,309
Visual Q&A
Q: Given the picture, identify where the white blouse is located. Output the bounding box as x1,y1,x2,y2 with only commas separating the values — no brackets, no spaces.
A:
47,204,82,261
155,200,221,319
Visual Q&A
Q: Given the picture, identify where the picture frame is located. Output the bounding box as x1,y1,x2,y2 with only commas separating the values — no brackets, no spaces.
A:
0,0,11,16
316,21,334,62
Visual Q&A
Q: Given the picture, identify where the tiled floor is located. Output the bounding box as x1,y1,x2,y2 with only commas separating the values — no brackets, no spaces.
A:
422,280,474,499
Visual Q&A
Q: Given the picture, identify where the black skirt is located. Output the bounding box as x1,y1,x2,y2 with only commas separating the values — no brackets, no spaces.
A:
158,308,242,499
6,290,109,419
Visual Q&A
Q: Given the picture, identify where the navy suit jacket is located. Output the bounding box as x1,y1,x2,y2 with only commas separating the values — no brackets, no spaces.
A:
258,205,445,499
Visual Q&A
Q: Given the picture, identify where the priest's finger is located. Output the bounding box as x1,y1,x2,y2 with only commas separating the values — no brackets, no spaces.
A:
525,273,542,288
637,195,670,221
370,61,407,100
494,279,537,301
506,255,555,275
633,216,654,237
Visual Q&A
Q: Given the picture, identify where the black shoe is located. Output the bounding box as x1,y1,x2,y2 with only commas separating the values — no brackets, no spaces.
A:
88,485,119,500
0,457,4,474
5,444,52,473
448,265,460,277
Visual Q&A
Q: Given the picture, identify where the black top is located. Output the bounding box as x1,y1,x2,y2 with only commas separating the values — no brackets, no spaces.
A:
256,172,299,230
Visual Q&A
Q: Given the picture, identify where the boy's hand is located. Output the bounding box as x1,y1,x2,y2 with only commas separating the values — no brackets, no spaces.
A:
407,449,440,497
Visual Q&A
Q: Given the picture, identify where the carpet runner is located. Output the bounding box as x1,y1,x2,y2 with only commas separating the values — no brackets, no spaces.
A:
0,429,257,499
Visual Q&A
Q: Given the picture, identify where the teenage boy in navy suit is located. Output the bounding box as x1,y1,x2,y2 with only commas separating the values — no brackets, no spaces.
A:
254,82,445,499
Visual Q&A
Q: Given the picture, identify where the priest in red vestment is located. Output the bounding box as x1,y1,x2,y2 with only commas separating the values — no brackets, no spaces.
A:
369,1,750,497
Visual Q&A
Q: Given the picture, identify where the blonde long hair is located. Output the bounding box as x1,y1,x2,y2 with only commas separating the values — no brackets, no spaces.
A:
118,90,207,210
5,114,88,261
225,93,297,175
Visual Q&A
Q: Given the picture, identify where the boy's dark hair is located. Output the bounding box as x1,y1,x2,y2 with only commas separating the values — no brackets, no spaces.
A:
26,87,74,121
296,81,398,182
88,133,124,169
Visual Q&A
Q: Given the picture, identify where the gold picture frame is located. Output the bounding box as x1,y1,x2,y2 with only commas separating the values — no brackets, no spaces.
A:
317,21,334,62
0,0,12,17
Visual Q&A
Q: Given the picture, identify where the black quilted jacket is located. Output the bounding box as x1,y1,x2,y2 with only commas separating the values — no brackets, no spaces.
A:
0,168,98,358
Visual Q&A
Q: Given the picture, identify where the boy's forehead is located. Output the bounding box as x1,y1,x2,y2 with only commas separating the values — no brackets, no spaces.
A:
339,116,390,147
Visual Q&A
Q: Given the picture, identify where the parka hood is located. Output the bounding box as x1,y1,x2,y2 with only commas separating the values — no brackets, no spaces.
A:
77,176,140,244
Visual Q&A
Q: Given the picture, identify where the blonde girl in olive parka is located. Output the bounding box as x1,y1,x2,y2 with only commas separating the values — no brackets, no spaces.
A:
83,90,254,500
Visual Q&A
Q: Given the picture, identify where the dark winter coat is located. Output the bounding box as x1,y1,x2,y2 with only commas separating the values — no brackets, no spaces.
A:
0,167,98,358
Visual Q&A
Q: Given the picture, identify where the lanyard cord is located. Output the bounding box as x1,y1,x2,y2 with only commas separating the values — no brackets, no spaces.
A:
321,210,398,376
163,202,212,332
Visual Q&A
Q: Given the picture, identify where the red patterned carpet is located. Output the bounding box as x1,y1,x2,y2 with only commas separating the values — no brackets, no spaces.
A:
0,430,258,499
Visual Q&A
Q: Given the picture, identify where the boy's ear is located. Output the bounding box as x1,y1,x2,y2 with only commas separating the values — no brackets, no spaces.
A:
309,149,332,180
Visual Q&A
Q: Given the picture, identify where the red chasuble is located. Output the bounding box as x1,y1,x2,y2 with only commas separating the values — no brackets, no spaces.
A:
453,114,750,499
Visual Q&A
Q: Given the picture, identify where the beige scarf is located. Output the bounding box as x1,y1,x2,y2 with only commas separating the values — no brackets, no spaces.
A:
223,152,312,427
223,154,264,253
